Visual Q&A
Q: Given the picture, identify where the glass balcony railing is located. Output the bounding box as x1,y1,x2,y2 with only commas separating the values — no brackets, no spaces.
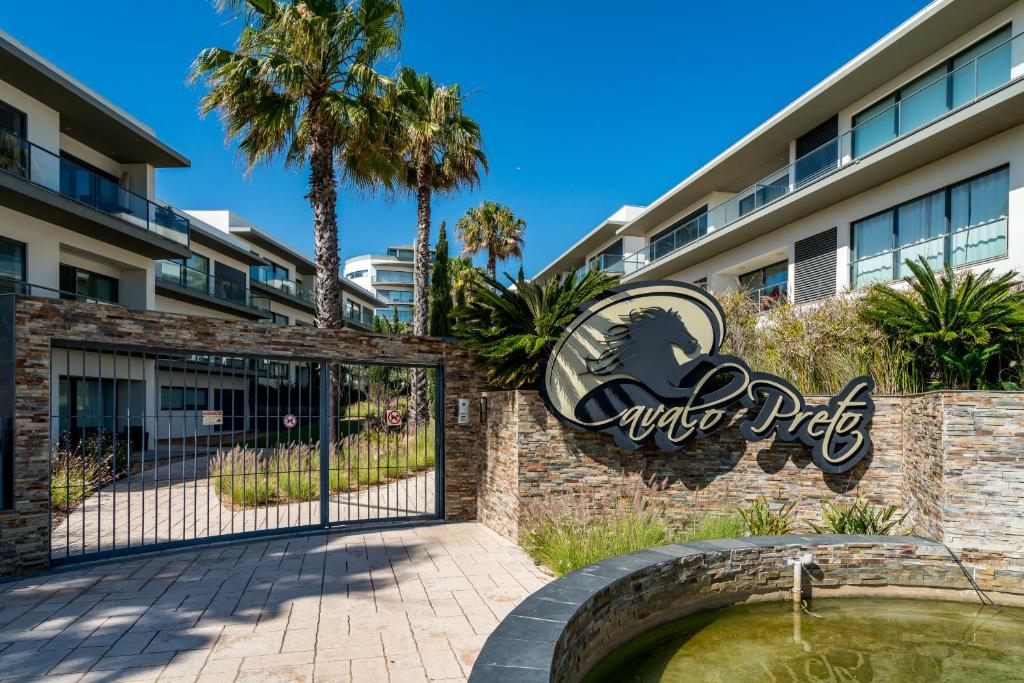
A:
616,31,1020,277
746,282,789,311
372,271,415,284
344,307,375,328
156,262,269,312
250,267,315,304
0,130,190,246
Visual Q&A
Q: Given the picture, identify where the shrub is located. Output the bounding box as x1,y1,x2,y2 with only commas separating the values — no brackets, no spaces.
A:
737,496,798,536
808,498,908,535
453,268,619,388
50,430,130,516
682,512,745,542
861,257,1024,390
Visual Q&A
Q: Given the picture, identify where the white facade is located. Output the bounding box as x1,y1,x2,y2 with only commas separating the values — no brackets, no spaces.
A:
344,246,422,323
0,31,382,444
536,0,1024,311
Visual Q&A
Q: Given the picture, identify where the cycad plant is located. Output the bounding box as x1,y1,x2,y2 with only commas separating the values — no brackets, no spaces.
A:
860,257,1024,389
808,498,907,535
453,268,618,388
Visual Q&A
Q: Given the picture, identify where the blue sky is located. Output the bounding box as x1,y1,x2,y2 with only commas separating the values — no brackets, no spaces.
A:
3,0,925,277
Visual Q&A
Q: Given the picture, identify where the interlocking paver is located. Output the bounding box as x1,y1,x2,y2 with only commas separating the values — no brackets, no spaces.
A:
0,522,550,682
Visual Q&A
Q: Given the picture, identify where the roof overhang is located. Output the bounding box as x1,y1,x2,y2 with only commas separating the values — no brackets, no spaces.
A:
0,31,190,168
532,205,646,281
228,227,317,276
619,0,1018,236
188,227,267,266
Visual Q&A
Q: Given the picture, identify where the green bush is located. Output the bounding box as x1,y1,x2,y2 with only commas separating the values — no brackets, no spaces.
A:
682,512,745,542
737,496,798,536
808,497,908,535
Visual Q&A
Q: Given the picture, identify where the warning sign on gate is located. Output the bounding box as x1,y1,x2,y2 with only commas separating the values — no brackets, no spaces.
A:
385,409,404,426
283,414,298,429
202,410,223,426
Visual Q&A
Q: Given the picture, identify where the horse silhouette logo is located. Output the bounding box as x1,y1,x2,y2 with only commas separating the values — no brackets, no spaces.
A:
539,280,875,474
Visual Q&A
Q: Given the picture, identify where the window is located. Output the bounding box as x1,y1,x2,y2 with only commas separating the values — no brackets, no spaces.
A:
588,240,624,273
346,270,368,279
0,236,26,293
850,166,1009,289
213,262,246,303
378,289,414,303
739,261,788,308
387,248,415,261
272,312,289,325
738,173,788,217
377,306,413,323
0,99,28,178
251,259,289,284
375,269,414,283
59,264,118,303
649,206,708,261
160,387,209,411
852,26,1011,158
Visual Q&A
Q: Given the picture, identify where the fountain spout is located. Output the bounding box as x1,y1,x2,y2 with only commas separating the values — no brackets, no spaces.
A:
787,553,813,611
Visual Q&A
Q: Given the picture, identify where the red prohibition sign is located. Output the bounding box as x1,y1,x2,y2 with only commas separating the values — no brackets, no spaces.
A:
385,409,403,426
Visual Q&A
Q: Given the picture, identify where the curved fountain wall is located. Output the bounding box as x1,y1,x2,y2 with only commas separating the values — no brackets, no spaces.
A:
468,536,1024,683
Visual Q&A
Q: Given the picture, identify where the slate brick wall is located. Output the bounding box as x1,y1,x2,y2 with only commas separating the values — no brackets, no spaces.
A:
481,390,1024,571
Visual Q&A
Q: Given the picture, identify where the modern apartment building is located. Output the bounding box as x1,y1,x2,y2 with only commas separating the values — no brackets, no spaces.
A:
184,210,380,329
0,30,381,444
537,0,1024,311
345,245,433,323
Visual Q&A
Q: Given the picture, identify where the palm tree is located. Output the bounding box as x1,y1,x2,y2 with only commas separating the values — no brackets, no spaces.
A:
191,0,402,446
861,257,1024,388
449,256,482,312
392,67,486,337
392,68,486,424
453,268,618,388
456,201,526,282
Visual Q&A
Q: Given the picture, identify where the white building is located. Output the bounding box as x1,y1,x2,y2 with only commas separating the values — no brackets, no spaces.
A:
0,30,381,445
536,0,1024,310
345,245,433,324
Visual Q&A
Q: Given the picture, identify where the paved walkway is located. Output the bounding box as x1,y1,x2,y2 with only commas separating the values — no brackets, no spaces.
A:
53,454,436,560
2,522,550,682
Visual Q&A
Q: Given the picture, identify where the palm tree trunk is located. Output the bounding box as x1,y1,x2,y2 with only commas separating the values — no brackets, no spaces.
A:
486,252,496,284
308,127,342,448
410,154,432,425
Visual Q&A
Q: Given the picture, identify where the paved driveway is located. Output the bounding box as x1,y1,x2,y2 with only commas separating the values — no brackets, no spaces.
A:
0,523,550,682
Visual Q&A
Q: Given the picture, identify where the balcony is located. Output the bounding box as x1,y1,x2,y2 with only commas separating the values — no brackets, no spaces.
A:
344,307,375,329
617,31,1021,278
0,130,191,257
155,262,270,319
746,282,789,311
250,266,315,309
372,271,415,285
0,275,118,305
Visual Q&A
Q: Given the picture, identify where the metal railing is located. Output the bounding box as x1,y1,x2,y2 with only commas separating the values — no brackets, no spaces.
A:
747,283,789,311
251,267,315,304
155,262,270,312
617,31,1020,276
0,276,119,304
0,130,191,246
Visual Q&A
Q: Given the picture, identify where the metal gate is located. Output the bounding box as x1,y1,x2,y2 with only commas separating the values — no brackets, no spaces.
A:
48,342,442,564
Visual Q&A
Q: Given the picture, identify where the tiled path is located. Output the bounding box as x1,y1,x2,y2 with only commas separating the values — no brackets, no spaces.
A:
52,454,436,559
1,522,550,682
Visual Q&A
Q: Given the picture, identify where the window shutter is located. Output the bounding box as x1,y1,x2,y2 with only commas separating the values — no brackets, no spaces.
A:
793,228,837,303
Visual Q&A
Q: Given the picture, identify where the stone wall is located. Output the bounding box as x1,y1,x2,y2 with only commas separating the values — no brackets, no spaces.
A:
480,389,1024,569
470,536,1024,683
0,296,485,576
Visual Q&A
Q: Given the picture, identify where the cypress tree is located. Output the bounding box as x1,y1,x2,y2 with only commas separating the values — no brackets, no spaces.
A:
429,222,453,337
516,263,525,283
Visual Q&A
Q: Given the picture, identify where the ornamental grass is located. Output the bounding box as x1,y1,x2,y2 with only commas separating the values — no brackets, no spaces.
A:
210,426,433,508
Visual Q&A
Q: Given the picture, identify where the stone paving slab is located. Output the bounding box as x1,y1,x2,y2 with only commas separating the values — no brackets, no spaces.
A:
3,522,550,682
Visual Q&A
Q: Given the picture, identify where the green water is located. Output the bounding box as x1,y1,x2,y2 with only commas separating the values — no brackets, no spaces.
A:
588,598,1024,682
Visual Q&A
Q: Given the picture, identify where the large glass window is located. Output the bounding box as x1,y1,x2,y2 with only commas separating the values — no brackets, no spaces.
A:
59,264,118,303
0,99,28,178
850,166,1009,288
378,289,414,303
0,236,26,293
739,260,788,308
852,27,1011,159
374,269,414,284
160,387,209,411
213,262,246,303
